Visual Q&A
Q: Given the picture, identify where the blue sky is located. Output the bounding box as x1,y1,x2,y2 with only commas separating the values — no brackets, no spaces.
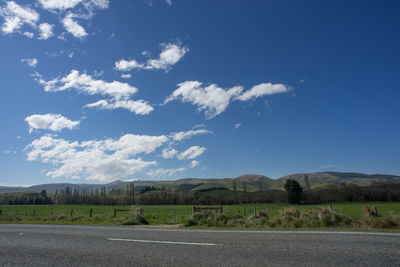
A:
0,0,399,185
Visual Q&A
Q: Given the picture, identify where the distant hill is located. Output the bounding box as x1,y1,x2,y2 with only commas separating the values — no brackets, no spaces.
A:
0,186,23,194
1,172,399,194
279,172,400,188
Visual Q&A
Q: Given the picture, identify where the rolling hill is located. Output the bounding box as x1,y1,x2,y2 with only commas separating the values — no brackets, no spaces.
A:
1,172,399,194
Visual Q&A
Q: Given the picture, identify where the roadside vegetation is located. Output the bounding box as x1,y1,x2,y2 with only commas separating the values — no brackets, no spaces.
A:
0,203,399,231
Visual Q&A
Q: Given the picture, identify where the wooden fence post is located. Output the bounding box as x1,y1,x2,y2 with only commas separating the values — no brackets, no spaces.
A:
113,209,117,218
174,209,177,224
70,209,73,217
32,210,36,216
0,209,2,216
89,208,93,218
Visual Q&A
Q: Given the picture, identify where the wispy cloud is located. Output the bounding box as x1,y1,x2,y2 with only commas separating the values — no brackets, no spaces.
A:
0,1,39,34
115,42,189,72
234,123,241,130
170,129,212,142
35,69,138,100
21,58,38,68
165,81,290,119
177,146,206,160
84,99,153,115
62,13,87,38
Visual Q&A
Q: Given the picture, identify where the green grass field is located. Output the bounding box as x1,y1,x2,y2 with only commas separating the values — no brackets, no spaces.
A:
0,202,399,226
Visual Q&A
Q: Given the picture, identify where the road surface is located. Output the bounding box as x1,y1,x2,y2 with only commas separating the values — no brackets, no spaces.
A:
0,224,399,266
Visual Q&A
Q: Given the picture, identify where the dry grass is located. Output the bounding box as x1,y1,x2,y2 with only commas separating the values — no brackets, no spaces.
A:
185,206,400,230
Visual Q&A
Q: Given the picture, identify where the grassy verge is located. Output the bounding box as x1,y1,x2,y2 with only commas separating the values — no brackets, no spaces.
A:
0,202,399,231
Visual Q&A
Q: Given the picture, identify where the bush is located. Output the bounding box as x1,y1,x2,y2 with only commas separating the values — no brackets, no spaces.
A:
122,215,149,225
363,206,381,217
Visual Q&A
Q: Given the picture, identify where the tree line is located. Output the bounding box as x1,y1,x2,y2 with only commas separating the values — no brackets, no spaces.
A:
1,181,400,205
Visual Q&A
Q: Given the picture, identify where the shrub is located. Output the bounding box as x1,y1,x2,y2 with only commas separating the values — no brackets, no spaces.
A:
122,215,149,225
280,207,300,218
363,206,381,217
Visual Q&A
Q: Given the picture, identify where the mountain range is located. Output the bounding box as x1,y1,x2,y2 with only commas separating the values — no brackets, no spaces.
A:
1,172,399,195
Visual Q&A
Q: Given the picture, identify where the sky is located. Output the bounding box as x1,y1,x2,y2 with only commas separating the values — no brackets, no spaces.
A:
0,0,399,186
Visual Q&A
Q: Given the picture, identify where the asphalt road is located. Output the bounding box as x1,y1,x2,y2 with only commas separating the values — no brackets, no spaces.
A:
0,224,399,266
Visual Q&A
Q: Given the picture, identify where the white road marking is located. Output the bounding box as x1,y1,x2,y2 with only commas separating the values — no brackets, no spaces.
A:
108,237,219,246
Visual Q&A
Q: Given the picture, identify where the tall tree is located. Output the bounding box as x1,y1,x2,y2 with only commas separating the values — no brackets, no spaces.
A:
284,179,303,204
232,180,238,204
304,174,311,191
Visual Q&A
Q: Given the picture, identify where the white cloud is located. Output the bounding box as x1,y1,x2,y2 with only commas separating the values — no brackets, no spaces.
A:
1,1,39,34
21,58,38,68
170,129,212,142
164,81,243,119
190,160,199,168
38,22,54,39
234,123,241,129
36,69,138,100
26,133,167,182
62,13,87,38
25,113,80,133
165,81,290,118
38,0,84,10
235,83,289,101
115,59,144,72
193,124,206,129
115,42,189,72
161,147,177,159
121,73,132,79
165,0,172,6
177,146,206,160
23,31,34,38
85,99,153,115
147,167,186,178
38,0,109,10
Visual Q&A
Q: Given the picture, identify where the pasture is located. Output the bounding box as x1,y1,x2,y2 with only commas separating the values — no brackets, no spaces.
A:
0,202,399,226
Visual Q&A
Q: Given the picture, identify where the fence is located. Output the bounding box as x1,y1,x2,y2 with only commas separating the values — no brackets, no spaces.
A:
0,205,265,224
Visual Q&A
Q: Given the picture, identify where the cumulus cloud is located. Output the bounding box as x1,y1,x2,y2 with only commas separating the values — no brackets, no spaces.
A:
115,42,189,72
121,73,132,79
0,1,39,34
189,160,199,168
38,22,54,39
84,99,153,115
38,0,109,11
23,31,34,38
36,69,138,100
177,146,206,160
164,81,243,119
170,128,212,142
21,58,38,68
235,83,289,101
35,70,154,115
161,147,177,159
62,13,87,38
165,81,290,118
38,0,84,10
147,167,186,178
234,123,241,129
26,133,167,182
115,59,143,72
25,113,80,133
